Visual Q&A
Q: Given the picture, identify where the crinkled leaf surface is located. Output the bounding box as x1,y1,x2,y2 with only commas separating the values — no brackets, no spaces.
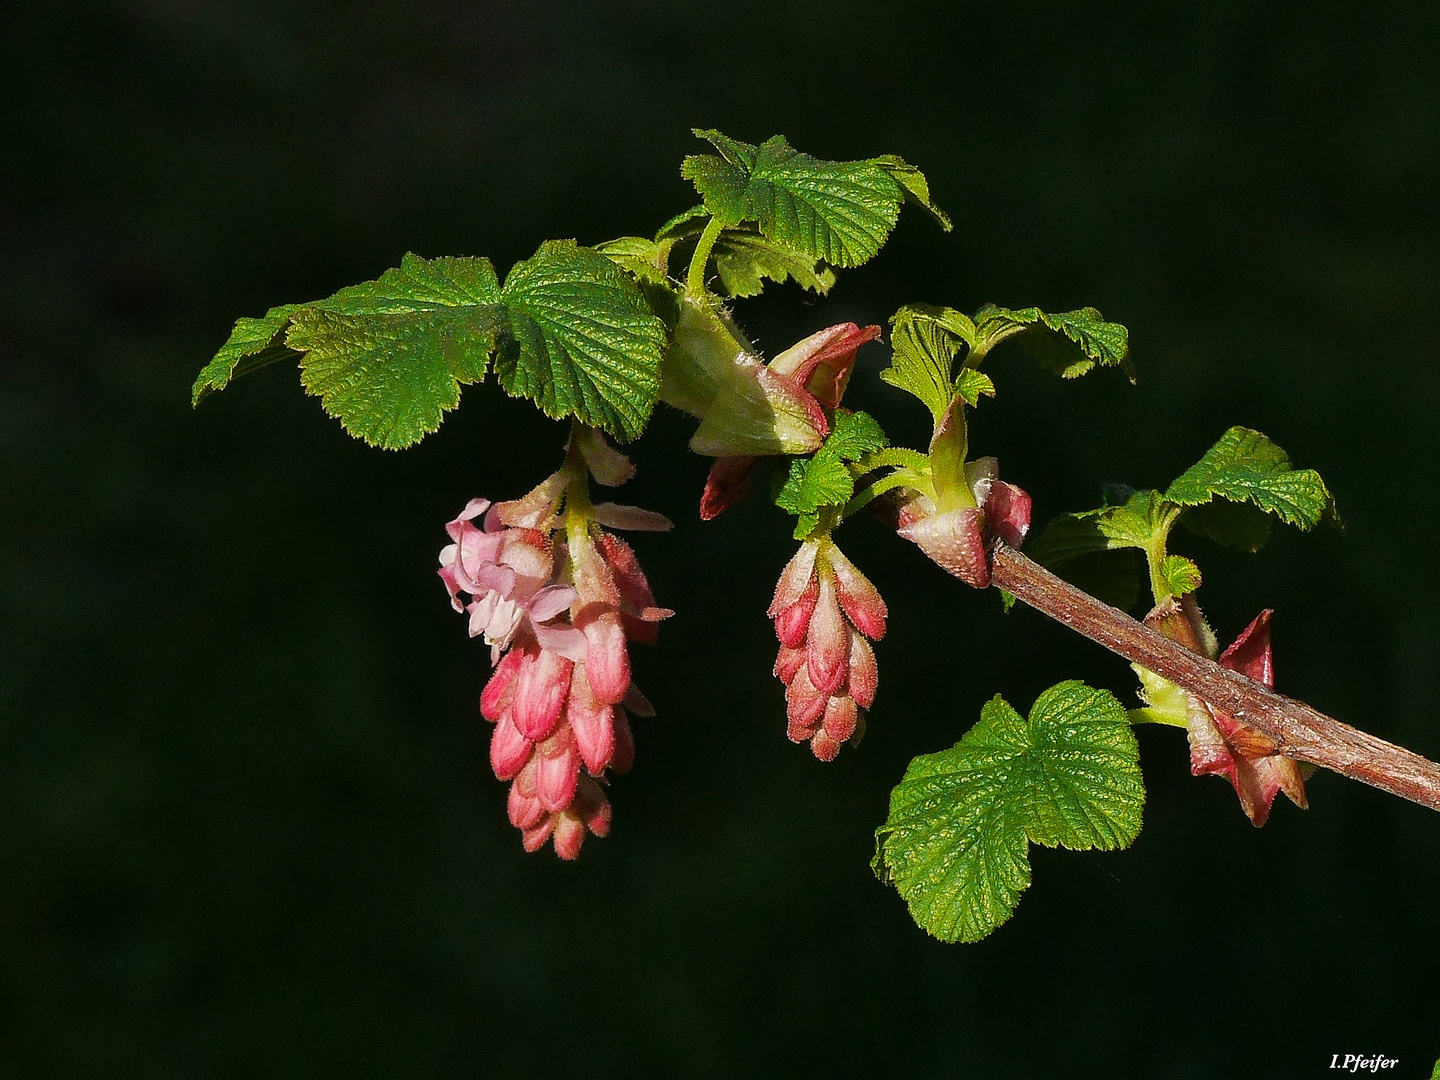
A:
1159,554,1202,597
972,304,1131,379
192,304,305,405
493,241,667,440
1165,427,1338,530
774,455,853,516
874,682,1143,943
883,304,974,425
824,410,889,461
953,367,996,406
681,130,912,268
773,411,889,519
195,245,666,448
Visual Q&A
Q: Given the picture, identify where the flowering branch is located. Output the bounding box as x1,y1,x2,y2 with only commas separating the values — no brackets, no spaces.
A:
990,542,1440,814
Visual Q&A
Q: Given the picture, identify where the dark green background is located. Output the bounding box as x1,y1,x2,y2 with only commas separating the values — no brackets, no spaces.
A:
4,2,1438,1076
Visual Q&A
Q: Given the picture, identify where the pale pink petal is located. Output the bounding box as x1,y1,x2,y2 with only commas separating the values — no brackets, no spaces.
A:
489,710,533,781
590,503,674,532
438,559,464,612
805,570,849,697
768,540,820,617
445,498,491,543
481,598,524,649
498,528,554,589
527,584,579,623
787,713,822,743
532,623,589,663
825,544,887,640
511,649,573,741
465,593,500,639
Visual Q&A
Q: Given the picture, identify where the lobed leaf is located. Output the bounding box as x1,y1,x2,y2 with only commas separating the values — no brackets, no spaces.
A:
774,455,853,516
1164,426,1338,531
1028,489,1176,565
972,304,1131,379
1159,554,1202,597
196,246,667,449
873,682,1144,942
682,130,918,269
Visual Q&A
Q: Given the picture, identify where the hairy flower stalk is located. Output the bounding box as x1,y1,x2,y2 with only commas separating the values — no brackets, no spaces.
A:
440,437,671,858
769,538,886,760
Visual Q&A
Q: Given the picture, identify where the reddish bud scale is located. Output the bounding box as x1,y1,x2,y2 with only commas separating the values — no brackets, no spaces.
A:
769,540,886,761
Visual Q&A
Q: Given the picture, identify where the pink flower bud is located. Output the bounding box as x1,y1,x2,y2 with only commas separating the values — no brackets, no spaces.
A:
511,647,573,741
489,710,533,782
769,539,886,761
535,724,581,813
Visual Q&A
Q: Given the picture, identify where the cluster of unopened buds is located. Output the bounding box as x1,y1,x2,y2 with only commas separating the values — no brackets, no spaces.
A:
439,445,671,859
769,539,885,760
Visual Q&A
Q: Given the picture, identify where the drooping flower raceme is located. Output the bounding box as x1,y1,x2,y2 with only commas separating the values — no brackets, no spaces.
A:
440,472,671,858
769,537,886,761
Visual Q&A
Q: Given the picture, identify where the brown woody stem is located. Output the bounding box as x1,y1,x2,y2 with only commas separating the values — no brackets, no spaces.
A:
990,542,1440,814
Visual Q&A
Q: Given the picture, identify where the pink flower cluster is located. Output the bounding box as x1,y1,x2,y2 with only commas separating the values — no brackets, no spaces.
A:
768,538,886,760
440,492,669,858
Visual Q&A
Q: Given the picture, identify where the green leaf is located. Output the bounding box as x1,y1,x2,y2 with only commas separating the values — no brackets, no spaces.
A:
872,154,953,230
681,130,908,268
1159,554,1202,597
593,235,673,287
825,411,889,461
954,367,996,406
972,304,1131,379
774,454,854,516
655,211,835,298
286,255,506,449
196,246,667,448
1028,489,1177,564
191,304,304,405
873,682,1144,943
1164,426,1338,530
493,241,667,440
882,304,974,425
